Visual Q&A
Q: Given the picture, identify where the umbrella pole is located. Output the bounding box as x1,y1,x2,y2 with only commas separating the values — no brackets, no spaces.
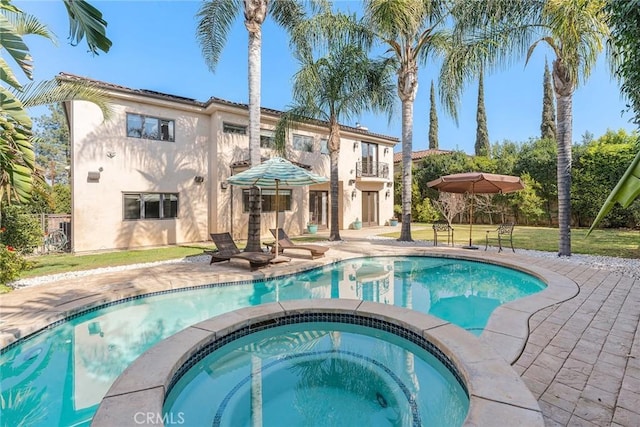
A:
275,180,279,258
464,186,478,250
469,194,473,246
270,180,290,263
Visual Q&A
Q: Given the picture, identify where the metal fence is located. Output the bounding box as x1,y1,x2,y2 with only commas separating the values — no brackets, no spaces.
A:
34,214,72,253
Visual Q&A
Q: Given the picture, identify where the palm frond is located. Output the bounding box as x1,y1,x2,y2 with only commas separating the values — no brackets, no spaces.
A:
15,78,113,120
4,9,55,40
269,0,307,34
196,0,240,72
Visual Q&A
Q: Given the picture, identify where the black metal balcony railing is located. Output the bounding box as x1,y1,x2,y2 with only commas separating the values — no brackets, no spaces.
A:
356,161,389,179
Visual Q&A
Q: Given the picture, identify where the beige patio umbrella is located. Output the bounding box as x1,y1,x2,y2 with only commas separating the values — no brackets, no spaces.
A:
427,172,524,249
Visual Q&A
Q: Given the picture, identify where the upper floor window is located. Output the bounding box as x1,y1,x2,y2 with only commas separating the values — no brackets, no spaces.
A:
223,123,247,135
320,138,329,155
242,189,291,212
260,129,275,148
293,134,314,152
123,193,178,220
127,113,174,142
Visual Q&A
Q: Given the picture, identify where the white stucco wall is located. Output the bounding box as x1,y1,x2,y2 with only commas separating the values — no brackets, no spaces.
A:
70,99,210,252
69,82,398,252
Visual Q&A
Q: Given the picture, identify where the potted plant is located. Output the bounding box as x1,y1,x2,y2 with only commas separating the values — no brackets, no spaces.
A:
389,217,399,226
307,222,318,234
352,217,362,230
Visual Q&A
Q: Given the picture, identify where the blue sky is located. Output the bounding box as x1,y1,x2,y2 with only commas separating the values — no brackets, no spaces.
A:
19,0,636,154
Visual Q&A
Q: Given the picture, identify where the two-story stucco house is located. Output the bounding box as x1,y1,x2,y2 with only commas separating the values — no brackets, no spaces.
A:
62,73,399,252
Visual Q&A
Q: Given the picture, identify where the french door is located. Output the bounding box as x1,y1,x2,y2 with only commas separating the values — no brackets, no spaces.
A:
361,191,378,227
309,191,328,228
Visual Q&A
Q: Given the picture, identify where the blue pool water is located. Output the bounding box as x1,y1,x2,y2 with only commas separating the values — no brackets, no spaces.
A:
0,256,545,426
164,322,470,427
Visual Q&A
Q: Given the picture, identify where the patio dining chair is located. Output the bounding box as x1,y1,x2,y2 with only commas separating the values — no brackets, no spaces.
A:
484,223,515,253
432,221,454,247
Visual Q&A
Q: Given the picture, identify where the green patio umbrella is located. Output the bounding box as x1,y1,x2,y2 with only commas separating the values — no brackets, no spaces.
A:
227,157,328,262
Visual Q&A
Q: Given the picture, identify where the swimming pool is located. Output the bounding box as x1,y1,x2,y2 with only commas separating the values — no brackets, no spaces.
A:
0,256,545,426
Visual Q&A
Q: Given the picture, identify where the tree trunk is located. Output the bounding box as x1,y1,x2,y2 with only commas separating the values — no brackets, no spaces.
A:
398,63,418,241
328,119,341,241
553,60,574,257
244,4,266,252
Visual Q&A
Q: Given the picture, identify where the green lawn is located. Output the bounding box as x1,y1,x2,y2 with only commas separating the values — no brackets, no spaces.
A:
20,244,214,279
382,223,640,259
15,225,639,281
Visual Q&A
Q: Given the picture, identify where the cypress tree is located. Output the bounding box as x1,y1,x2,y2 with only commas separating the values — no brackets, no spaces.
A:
429,80,438,149
475,69,490,156
541,59,556,140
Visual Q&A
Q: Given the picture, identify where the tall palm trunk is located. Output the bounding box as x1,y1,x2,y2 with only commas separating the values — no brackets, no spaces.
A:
553,59,574,256
244,1,267,252
328,119,341,241
398,62,418,242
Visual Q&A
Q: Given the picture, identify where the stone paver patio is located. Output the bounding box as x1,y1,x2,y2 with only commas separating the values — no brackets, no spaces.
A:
1,226,638,426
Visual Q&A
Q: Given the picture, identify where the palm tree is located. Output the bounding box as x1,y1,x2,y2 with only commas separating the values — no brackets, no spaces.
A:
451,0,609,256
275,10,395,241
1,0,111,206
364,0,451,242
196,0,305,252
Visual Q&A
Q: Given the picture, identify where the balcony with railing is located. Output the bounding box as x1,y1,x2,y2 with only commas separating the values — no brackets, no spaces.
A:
356,160,389,180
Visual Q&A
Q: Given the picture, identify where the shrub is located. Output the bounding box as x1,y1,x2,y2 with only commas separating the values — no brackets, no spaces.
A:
0,205,43,254
0,238,31,286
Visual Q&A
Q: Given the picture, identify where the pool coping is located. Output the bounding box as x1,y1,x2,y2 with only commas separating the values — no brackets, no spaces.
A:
91,300,546,426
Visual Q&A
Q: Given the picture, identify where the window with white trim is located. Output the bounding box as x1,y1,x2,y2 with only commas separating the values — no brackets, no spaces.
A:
123,193,178,220
126,113,174,141
242,189,291,212
293,134,314,152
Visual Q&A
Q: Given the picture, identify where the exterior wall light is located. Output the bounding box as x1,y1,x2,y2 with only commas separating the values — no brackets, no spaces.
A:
220,181,229,190
351,189,357,199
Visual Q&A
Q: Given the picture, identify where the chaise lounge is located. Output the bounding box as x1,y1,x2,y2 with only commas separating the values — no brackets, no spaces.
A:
269,229,329,259
206,232,273,270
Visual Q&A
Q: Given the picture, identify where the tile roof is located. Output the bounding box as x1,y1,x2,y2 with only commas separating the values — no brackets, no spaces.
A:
393,149,453,164
58,72,399,143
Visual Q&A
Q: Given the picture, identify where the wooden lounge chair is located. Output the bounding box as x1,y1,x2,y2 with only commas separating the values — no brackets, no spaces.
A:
269,229,329,259
206,232,273,270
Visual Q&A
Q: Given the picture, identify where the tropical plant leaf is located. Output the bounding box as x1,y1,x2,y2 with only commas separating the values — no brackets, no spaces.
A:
62,0,111,54
0,55,22,89
0,86,31,127
0,12,32,79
